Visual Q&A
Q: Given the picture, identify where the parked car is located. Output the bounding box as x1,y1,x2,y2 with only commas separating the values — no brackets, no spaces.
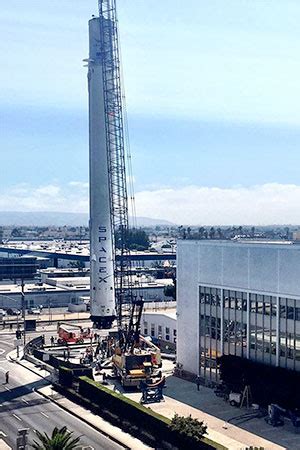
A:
0,309,7,316
27,308,41,315
6,308,21,316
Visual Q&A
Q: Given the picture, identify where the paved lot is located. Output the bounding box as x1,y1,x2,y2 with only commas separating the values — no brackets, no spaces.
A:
96,359,298,450
124,374,300,450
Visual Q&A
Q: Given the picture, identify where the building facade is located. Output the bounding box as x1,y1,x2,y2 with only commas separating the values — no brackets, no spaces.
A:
0,257,38,281
142,310,177,348
177,240,300,383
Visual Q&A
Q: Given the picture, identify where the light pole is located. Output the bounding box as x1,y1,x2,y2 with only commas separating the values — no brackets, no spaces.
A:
21,279,26,347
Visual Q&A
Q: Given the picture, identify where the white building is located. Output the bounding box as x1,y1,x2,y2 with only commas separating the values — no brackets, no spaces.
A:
177,240,300,382
142,309,177,348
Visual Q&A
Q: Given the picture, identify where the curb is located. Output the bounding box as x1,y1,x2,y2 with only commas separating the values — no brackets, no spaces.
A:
36,388,130,450
16,359,49,379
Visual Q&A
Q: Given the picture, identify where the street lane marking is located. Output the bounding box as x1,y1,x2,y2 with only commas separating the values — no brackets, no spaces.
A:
4,386,10,392
0,431,7,437
0,341,13,347
41,412,49,418
12,413,22,421
22,398,29,404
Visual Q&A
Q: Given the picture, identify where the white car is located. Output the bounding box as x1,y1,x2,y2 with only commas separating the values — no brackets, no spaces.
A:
28,308,41,315
0,309,7,316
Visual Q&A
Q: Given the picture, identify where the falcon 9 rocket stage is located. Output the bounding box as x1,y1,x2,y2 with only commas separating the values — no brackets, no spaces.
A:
88,16,116,328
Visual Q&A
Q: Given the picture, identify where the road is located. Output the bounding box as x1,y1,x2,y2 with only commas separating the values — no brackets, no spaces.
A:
0,338,124,449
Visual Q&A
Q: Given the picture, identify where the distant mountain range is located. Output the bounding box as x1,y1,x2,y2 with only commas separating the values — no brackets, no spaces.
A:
0,211,175,227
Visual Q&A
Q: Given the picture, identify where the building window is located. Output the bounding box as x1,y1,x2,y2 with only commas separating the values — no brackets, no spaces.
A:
151,324,155,337
158,325,162,334
144,321,148,336
199,284,300,380
173,329,177,337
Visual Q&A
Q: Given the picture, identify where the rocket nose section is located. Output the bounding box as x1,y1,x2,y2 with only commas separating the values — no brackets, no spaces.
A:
88,16,101,61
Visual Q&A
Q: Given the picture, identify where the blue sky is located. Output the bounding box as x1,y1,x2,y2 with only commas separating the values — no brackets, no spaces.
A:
2,0,300,224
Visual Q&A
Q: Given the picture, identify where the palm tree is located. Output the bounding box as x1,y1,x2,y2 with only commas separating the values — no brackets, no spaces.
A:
209,227,215,239
32,426,81,450
216,227,223,239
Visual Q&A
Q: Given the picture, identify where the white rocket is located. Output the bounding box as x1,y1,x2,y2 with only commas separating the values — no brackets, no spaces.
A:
88,17,116,328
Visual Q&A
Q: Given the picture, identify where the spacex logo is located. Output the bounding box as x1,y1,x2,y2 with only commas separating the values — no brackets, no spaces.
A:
98,225,108,283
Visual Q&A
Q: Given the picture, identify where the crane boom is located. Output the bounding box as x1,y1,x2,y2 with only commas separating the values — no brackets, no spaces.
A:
98,0,132,331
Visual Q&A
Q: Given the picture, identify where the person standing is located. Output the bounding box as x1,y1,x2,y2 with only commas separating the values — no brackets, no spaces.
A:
5,371,9,384
196,375,201,391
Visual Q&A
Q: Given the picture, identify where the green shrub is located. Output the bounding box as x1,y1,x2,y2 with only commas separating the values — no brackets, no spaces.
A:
169,414,207,442
59,366,73,387
77,377,223,450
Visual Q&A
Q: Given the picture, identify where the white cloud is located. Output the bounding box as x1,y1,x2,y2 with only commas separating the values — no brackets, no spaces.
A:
134,183,300,225
2,182,300,226
0,183,88,214
68,181,89,189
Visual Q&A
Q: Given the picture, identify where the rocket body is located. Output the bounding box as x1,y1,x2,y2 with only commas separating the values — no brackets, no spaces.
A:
88,17,116,328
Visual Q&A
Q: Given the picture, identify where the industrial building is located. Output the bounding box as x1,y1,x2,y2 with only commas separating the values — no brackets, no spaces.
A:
0,256,38,281
0,274,173,311
142,305,177,350
177,240,300,383
0,241,175,268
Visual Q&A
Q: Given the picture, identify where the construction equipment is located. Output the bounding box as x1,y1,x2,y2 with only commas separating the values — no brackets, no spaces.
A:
265,404,300,428
140,376,166,404
112,300,161,387
57,323,92,345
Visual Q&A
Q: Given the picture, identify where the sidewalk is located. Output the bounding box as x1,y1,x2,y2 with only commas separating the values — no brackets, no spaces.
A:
124,376,287,450
37,385,151,450
0,438,11,449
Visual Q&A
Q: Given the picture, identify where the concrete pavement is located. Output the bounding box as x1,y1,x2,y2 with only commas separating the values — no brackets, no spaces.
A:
123,376,289,450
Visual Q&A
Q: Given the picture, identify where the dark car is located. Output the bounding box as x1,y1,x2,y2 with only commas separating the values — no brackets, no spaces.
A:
6,308,21,316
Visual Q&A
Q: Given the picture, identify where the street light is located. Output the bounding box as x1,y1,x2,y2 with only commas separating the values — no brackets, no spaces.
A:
20,279,26,347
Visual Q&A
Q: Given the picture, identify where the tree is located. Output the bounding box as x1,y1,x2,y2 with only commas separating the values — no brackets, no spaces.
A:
115,228,149,251
11,227,22,237
32,426,81,450
198,227,205,239
164,282,176,300
169,414,207,443
216,227,223,239
209,227,215,239
68,261,85,270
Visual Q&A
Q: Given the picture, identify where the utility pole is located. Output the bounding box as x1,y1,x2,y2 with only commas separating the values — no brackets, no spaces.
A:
21,279,26,347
